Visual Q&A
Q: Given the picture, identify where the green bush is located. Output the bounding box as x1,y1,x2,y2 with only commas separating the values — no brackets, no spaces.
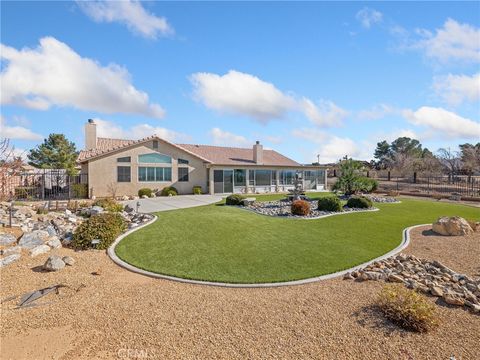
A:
160,186,178,196
193,186,202,195
93,198,124,212
317,196,342,212
14,186,34,199
376,285,438,333
225,194,245,205
138,188,153,198
72,212,127,250
291,200,310,216
71,183,88,198
346,196,373,209
357,177,378,193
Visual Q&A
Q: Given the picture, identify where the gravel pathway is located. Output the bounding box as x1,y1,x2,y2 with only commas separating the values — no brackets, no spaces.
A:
1,228,479,359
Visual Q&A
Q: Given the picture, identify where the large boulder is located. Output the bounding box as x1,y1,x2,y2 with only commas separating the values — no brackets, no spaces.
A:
432,216,474,236
19,230,50,249
43,255,65,271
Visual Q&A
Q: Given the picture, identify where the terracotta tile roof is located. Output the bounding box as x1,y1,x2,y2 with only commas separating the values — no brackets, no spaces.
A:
178,144,301,166
78,137,301,167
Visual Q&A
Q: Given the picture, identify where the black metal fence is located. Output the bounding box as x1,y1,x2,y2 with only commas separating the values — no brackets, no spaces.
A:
1,170,88,201
376,175,480,198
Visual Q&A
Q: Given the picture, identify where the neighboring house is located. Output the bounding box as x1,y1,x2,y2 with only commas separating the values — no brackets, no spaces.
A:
77,120,327,198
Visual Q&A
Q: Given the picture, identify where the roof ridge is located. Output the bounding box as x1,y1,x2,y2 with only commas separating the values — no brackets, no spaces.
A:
178,143,254,150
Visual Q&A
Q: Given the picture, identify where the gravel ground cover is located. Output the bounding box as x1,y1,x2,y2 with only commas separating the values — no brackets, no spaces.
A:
243,199,377,218
1,227,479,359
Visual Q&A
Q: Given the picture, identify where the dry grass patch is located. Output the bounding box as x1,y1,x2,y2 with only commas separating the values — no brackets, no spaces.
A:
376,284,439,333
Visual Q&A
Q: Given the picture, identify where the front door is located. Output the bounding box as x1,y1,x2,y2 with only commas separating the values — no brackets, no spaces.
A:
214,170,223,194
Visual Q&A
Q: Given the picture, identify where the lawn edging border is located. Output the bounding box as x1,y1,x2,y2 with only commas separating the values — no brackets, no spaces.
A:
108,215,430,288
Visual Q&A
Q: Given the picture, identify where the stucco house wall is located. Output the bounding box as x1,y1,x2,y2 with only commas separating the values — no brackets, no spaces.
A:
86,140,208,198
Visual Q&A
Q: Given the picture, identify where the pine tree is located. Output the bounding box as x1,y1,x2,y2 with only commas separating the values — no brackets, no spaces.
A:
28,134,78,174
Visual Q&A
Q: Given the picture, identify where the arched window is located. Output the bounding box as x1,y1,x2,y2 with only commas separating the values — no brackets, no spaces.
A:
138,153,172,164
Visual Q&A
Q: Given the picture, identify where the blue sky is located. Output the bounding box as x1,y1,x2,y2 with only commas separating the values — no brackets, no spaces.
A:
1,1,479,164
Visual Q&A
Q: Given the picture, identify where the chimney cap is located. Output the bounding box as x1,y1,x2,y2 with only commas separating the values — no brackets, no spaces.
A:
88,118,95,124
255,140,260,145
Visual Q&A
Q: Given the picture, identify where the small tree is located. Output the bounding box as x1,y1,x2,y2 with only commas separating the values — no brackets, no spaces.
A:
0,138,24,200
459,143,480,175
28,134,78,174
332,159,364,195
437,147,461,178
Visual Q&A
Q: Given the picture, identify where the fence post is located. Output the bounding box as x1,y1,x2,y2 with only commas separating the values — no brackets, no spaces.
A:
388,171,391,181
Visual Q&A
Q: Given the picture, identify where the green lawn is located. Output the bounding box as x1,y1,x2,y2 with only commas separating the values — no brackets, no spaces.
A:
115,196,479,283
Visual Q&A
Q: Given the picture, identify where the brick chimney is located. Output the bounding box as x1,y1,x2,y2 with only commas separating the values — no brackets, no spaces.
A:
85,119,97,150
253,140,263,164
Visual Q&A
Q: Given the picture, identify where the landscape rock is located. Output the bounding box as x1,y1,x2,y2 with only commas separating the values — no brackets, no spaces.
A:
0,232,17,245
0,253,21,267
62,256,75,266
430,286,444,297
432,216,473,236
18,230,50,249
443,294,464,306
46,236,62,249
29,244,50,257
43,255,65,271
0,245,21,256
387,274,404,283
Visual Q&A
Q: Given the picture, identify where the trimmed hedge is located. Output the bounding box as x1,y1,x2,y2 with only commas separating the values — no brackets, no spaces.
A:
138,188,153,198
225,194,245,205
357,177,378,193
318,196,342,212
291,200,311,216
346,196,373,209
72,212,127,250
160,186,178,196
193,186,202,195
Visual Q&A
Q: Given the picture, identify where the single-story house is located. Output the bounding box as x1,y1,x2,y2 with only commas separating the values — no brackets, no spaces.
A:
77,120,327,198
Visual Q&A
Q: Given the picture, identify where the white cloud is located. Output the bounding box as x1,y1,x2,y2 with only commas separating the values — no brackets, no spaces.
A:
77,0,173,39
413,19,480,64
292,128,372,163
356,8,383,29
403,106,480,139
357,104,395,120
208,127,251,147
300,98,348,127
1,37,165,118
0,115,43,140
191,70,346,126
191,70,297,123
433,73,480,106
94,119,190,142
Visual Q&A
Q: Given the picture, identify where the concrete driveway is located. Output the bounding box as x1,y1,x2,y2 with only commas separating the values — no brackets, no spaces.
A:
122,194,223,213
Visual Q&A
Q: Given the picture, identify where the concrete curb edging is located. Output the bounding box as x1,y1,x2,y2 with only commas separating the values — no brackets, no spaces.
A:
107,214,430,288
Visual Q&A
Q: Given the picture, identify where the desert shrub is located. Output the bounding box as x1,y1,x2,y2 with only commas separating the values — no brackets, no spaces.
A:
291,200,311,216
387,190,400,197
160,186,178,196
36,207,48,215
192,186,202,195
72,212,127,250
138,188,153,198
346,196,372,209
14,186,33,199
93,198,124,212
317,196,342,212
376,285,438,333
71,183,88,198
357,177,378,193
225,194,245,205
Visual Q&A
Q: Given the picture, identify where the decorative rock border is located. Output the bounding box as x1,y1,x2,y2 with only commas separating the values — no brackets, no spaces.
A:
233,204,379,220
108,213,424,288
